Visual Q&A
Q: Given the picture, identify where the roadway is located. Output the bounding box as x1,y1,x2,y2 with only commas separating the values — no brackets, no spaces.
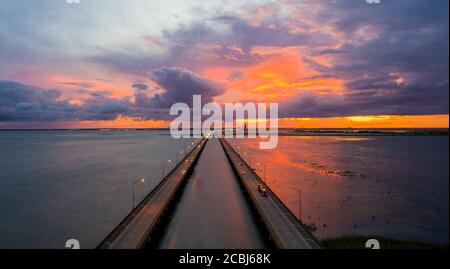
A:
98,134,321,249
157,137,268,249
220,138,322,249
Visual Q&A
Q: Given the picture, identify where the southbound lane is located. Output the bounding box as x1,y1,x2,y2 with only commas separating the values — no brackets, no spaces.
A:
158,138,268,249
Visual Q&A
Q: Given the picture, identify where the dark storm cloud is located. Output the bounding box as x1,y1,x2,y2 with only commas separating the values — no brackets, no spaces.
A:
148,66,225,107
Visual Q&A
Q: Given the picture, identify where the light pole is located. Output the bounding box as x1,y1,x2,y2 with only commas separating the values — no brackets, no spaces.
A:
257,162,267,184
176,150,184,163
294,188,302,222
243,152,251,166
186,141,193,153
162,159,172,178
132,178,146,209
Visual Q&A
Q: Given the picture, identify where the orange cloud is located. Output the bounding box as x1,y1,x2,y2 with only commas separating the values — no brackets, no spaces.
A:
203,46,343,104
70,116,168,129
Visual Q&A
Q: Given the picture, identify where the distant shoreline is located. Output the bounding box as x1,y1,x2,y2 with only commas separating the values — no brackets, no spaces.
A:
0,128,448,136
278,129,449,136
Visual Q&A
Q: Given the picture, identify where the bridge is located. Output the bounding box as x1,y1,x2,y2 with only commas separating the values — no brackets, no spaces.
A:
98,133,321,249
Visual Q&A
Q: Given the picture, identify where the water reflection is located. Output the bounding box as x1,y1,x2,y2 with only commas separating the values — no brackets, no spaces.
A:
231,135,449,244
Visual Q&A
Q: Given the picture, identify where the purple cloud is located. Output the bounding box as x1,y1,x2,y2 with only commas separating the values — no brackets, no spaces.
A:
0,81,132,122
0,66,226,122
148,66,225,107
281,0,449,117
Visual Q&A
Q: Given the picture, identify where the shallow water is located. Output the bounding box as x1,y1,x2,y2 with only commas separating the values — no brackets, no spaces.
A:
0,131,448,248
230,135,449,244
0,130,192,248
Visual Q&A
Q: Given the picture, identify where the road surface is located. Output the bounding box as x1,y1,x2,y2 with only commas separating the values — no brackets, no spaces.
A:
158,138,268,249
221,138,322,249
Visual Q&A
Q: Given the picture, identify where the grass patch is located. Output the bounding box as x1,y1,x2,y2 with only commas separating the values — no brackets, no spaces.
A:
321,235,448,249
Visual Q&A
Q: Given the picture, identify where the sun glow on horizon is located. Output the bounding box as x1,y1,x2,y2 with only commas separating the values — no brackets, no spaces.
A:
8,114,442,129
280,115,449,129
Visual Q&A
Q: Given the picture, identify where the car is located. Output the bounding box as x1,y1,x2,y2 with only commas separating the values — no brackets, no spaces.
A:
257,184,268,197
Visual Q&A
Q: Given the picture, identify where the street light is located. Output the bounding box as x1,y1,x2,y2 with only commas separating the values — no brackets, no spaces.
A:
294,188,302,222
243,151,251,165
176,150,184,163
162,159,172,178
257,162,266,184
132,178,146,209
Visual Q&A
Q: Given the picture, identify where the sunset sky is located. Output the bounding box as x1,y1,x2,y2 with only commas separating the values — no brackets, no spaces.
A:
0,0,448,128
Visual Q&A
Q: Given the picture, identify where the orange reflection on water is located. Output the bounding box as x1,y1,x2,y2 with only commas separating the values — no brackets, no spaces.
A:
231,136,396,240
334,137,372,141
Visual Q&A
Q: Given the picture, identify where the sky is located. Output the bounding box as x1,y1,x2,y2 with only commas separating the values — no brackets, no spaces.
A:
0,0,448,128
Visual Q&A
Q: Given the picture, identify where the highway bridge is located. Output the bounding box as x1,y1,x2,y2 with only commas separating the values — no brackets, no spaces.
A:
98,133,321,249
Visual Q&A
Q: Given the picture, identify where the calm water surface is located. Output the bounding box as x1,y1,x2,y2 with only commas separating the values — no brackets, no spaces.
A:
0,130,192,248
231,135,449,244
0,131,448,248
